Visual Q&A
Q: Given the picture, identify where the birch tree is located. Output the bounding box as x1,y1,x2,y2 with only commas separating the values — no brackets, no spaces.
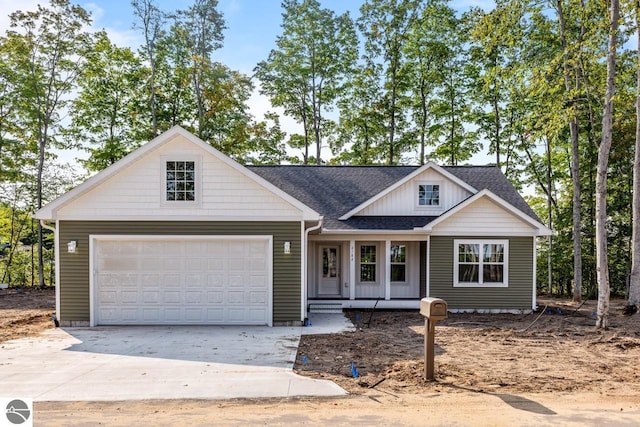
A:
628,0,640,313
595,0,619,328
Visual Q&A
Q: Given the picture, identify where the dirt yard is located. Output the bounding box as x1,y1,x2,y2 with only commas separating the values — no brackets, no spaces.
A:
0,287,55,343
3,288,640,425
296,298,640,397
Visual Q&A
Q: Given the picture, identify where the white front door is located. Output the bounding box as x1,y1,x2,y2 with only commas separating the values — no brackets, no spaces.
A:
318,245,341,296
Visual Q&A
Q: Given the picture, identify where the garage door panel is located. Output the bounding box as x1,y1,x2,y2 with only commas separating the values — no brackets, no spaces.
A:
142,308,160,322
185,291,202,303
207,291,223,303
250,291,267,304
142,290,159,303
163,291,182,304
121,290,138,303
95,237,271,325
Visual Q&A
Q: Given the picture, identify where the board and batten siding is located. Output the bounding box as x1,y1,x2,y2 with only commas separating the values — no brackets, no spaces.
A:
55,135,303,220
359,168,472,216
58,221,301,323
429,236,534,310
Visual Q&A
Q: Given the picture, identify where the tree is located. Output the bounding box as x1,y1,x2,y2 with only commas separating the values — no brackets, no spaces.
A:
5,0,93,287
256,0,357,164
358,0,420,164
67,31,145,172
628,0,640,313
403,0,459,165
174,0,226,139
132,0,165,137
595,0,619,328
333,63,388,164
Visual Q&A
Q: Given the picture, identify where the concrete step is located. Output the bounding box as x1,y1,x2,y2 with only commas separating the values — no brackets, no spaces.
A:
308,303,343,314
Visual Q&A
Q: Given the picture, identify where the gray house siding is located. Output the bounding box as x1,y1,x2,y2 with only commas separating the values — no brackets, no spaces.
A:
429,236,534,310
58,221,302,323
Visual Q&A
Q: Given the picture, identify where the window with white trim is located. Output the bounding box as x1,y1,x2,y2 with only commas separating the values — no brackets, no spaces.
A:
166,160,196,201
418,184,440,206
454,240,508,287
390,244,406,282
359,245,377,282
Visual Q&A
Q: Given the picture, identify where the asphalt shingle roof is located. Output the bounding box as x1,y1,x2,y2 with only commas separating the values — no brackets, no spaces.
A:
247,165,540,230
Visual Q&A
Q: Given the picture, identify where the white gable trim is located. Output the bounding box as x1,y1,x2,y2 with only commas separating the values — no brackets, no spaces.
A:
420,189,552,236
35,126,320,221
338,162,477,220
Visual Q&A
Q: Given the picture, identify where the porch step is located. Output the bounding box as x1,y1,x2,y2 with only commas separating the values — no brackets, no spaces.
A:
308,303,343,314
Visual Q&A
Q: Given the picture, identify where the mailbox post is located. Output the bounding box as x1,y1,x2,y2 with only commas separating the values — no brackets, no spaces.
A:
420,297,447,381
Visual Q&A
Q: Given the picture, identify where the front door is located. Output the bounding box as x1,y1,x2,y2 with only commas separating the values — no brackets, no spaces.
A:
318,246,341,296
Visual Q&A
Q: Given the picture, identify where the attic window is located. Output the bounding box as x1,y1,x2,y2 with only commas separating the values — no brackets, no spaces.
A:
418,184,440,206
166,161,196,201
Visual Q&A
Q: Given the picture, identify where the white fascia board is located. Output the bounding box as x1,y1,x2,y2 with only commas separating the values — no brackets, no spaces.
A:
338,162,477,220
421,189,553,236
34,126,320,221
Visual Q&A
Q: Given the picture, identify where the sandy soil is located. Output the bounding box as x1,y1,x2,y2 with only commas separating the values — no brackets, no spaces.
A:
296,298,640,397
3,289,640,425
0,287,55,343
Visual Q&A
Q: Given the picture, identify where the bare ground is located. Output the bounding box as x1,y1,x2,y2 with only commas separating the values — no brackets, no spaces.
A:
0,287,55,343
295,298,640,397
3,289,640,425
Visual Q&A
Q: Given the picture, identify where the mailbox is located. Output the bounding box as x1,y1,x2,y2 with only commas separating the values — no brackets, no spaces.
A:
420,297,448,320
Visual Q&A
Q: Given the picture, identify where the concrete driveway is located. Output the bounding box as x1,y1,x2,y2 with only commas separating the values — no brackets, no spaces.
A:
0,321,349,402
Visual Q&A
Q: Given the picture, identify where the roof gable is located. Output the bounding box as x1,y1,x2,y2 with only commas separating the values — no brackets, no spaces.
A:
35,126,320,221
423,189,552,236
338,162,476,220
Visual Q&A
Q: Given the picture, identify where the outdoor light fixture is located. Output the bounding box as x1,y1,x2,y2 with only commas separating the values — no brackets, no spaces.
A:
284,241,291,254
67,241,77,254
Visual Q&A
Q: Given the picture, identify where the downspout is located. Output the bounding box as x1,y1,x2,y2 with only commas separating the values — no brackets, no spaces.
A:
40,220,60,323
302,216,323,322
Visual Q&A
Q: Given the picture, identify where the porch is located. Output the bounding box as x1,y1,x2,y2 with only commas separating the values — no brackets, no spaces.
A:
306,236,427,309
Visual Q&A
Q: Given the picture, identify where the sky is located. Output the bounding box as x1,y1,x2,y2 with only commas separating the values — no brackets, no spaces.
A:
0,0,495,165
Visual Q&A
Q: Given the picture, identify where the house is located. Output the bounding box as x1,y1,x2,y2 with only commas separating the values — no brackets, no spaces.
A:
34,126,552,327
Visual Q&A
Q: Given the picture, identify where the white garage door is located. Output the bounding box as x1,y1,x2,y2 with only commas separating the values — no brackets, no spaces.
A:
93,236,272,326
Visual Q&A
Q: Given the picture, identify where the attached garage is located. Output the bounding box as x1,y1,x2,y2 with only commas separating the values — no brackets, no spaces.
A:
90,236,273,326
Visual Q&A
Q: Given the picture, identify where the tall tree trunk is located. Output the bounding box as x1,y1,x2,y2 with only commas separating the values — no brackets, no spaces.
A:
571,118,583,302
37,121,47,287
492,94,500,168
546,136,553,294
556,0,583,302
628,1,640,310
595,0,619,328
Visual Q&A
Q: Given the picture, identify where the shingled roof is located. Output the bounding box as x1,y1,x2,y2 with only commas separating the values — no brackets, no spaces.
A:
247,165,540,230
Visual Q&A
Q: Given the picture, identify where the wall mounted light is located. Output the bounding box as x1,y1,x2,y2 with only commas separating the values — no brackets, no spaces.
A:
284,241,291,254
67,241,77,254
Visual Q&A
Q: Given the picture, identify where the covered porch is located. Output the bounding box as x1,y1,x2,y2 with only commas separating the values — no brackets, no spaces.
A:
306,234,427,310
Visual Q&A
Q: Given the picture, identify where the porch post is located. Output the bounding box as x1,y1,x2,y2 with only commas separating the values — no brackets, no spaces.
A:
385,240,391,300
349,240,356,300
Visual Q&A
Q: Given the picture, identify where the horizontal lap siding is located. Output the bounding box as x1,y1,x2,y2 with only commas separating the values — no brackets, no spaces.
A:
430,236,533,310
58,221,301,323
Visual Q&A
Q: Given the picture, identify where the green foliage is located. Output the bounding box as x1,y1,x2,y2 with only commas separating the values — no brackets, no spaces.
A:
67,31,145,172
255,0,358,164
